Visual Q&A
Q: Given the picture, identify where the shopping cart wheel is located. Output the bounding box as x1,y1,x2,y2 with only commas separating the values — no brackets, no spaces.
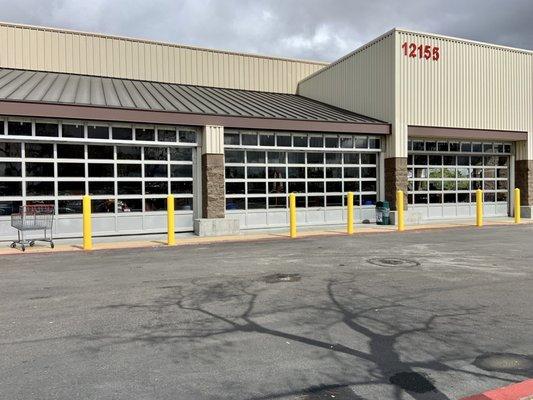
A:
10,242,16,248
29,241,35,247
50,242,55,249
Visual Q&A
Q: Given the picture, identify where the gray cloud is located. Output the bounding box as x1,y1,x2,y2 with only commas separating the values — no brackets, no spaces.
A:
0,0,530,61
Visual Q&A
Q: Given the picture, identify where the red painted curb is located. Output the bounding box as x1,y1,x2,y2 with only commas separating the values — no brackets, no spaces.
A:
461,379,533,400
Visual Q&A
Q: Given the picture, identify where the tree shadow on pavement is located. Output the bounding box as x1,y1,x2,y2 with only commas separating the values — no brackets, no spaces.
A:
94,273,524,400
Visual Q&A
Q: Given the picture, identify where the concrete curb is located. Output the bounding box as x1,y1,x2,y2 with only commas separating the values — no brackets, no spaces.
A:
1,219,531,256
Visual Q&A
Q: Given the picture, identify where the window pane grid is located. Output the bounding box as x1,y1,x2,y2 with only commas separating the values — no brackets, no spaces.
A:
225,136,379,210
0,141,196,215
407,140,509,205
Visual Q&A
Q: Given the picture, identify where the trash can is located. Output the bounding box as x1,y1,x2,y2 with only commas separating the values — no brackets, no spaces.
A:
375,201,390,225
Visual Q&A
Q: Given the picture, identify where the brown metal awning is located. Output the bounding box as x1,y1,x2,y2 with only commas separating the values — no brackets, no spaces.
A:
0,68,390,134
409,126,527,141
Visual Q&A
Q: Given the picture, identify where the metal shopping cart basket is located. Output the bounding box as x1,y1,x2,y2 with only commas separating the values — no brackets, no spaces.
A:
10,205,55,251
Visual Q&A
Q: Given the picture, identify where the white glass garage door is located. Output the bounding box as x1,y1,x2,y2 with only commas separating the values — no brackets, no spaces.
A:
408,139,511,220
0,119,198,239
224,131,381,229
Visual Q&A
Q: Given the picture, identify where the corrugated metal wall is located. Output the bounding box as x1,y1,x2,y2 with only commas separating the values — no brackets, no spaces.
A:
0,22,326,94
297,32,396,156
396,30,532,159
298,29,532,159
298,32,395,123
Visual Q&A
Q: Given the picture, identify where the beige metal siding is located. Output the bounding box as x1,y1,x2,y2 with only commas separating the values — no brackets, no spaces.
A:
297,31,396,155
396,30,532,159
299,29,532,159
0,22,326,94
298,32,395,123
202,125,224,154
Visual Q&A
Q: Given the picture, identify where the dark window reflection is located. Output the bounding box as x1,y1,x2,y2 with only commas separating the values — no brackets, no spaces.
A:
118,199,142,213
35,123,58,137
170,147,193,161
88,126,109,139
145,182,168,194
117,164,141,177
25,143,53,158
112,127,132,140
92,199,115,213
0,162,22,176
145,147,167,160
27,162,54,177
58,200,82,214
89,164,114,178
118,181,142,195
157,129,176,142
0,182,22,196
88,145,113,159
26,181,54,196
0,201,22,215
0,142,21,157
226,198,245,210
57,144,84,159
145,164,167,178
117,146,141,160
171,181,193,194
89,182,114,195
136,128,155,141
175,198,193,210
145,198,166,211
62,124,84,138
8,122,32,136
58,181,85,196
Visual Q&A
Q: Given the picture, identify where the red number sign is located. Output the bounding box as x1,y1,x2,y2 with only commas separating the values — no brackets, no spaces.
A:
401,42,440,61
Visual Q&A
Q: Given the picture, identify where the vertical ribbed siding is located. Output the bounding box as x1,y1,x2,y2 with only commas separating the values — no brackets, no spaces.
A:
297,32,396,155
297,32,395,122
397,30,532,159
0,23,326,94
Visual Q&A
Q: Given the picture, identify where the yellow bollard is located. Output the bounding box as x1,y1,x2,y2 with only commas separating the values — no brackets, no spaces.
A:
397,190,405,232
167,195,175,245
82,195,93,250
476,189,483,227
289,193,297,238
347,192,354,235
514,188,521,224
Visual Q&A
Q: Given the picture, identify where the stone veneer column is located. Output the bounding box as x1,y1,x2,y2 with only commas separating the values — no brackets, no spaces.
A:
202,152,225,218
384,157,408,211
194,125,240,236
201,125,225,218
515,160,533,217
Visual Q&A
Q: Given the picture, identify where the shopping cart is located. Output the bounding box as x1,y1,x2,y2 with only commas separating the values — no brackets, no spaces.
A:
10,205,55,251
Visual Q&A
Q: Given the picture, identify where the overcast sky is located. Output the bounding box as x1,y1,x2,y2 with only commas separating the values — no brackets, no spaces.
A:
0,0,531,61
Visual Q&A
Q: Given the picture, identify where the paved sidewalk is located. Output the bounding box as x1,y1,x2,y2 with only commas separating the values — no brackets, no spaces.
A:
1,217,529,255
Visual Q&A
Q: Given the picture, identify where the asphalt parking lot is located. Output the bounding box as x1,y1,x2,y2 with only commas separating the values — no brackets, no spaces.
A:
0,225,532,400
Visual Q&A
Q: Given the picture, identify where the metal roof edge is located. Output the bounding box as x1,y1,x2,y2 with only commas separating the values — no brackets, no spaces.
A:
0,21,329,66
0,99,391,134
395,28,533,55
297,28,396,86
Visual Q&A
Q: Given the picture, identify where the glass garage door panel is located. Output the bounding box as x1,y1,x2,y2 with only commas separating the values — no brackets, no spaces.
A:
0,140,197,239
224,131,381,229
407,139,511,220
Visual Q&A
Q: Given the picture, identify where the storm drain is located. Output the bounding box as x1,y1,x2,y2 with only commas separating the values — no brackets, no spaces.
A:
389,372,436,393
263,273,301,283
473,353,533,375
298,384,360,399
367,258,420,268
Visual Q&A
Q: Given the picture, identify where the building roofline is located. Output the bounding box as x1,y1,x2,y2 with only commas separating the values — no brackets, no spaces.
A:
395,28,533,55
0,100,391,134
0,21,329,66
298,28,396,85
298,27,532,86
